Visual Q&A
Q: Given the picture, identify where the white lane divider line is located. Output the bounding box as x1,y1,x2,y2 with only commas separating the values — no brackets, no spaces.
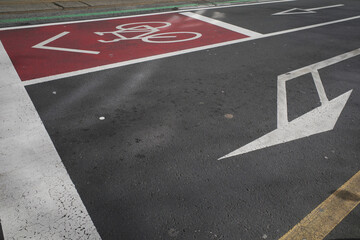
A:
180,12,263,37
0,41,101,239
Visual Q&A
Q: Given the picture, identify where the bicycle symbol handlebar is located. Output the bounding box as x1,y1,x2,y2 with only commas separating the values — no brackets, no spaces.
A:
94,21,202,44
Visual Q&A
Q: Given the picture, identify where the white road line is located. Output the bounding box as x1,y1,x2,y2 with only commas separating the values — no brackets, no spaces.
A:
180,12,262,37
23,14,360,86
32,31,100,54
308,4,344,11
0,0,295,31
311,70,329,104
0,41,101,239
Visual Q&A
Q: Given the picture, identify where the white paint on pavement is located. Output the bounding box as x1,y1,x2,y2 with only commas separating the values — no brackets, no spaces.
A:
0,41,101,239
22,15,360,86
33,31,100,55
308,4,344,11
180,12,262,37
273,4,344,15
219,48,360,160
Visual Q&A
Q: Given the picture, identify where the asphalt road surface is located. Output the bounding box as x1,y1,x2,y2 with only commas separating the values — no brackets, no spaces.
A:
0,0,359,239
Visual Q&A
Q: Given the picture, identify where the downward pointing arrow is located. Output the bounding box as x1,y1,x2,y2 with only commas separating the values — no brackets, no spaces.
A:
219,48,360,160
219,90,352,160
273,4,344,15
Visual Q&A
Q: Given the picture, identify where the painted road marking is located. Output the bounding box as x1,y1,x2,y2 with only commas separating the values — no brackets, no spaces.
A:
280,170,360,240
0,41,101,239
33,31,100,54
14,14,359,86
0,0,295,27
219,48,360,160
180,12,262,37
0,13,250,81
273,4,345,15
94,21,202,43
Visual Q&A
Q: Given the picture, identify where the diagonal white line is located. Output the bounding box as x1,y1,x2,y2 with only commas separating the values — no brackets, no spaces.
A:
308,4,344,11
180,12,262,37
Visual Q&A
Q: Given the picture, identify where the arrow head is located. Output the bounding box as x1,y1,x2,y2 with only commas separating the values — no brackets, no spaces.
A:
219,90,352,160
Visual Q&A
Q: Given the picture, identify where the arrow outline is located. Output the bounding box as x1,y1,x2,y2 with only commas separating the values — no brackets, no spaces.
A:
219,48,360,160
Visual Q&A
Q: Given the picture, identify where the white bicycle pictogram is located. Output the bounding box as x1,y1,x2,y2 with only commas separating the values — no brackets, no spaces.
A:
94,22,202,44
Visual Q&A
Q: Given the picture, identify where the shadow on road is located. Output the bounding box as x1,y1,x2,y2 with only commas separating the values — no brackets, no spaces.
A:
0,219,4,240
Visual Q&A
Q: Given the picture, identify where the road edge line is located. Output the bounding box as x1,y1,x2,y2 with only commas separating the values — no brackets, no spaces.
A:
0,41,102,239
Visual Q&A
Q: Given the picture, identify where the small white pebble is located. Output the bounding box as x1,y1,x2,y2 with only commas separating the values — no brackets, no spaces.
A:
262,234,268,239
224,113,233,119
325,156,328,159
52,91,56,94
99,116,105,120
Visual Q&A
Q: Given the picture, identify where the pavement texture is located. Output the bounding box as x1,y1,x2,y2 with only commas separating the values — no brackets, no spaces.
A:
0,0,360,239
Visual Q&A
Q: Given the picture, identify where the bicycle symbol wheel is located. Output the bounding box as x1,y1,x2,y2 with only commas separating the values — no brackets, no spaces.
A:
142,32,202,43
116,22,172,31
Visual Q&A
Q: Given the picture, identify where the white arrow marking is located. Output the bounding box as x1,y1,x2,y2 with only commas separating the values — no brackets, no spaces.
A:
273,4,344,15
219,48,360,160
32,31,100,54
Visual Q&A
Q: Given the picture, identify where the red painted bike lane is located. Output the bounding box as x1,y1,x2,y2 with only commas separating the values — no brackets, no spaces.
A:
0,13,251,82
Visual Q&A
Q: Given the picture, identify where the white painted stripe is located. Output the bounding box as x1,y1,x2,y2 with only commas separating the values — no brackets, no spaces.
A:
308,4,344,11
23,15,360,86
0,41,101,239
0,0,295,31
311,70,329,104
180,12,262,37
278,48,360,80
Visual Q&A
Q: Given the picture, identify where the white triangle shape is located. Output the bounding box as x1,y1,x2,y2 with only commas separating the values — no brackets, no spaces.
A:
218,90,352,160
272,8,316,15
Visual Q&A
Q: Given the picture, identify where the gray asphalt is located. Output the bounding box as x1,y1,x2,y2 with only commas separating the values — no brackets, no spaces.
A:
20,0,360,239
